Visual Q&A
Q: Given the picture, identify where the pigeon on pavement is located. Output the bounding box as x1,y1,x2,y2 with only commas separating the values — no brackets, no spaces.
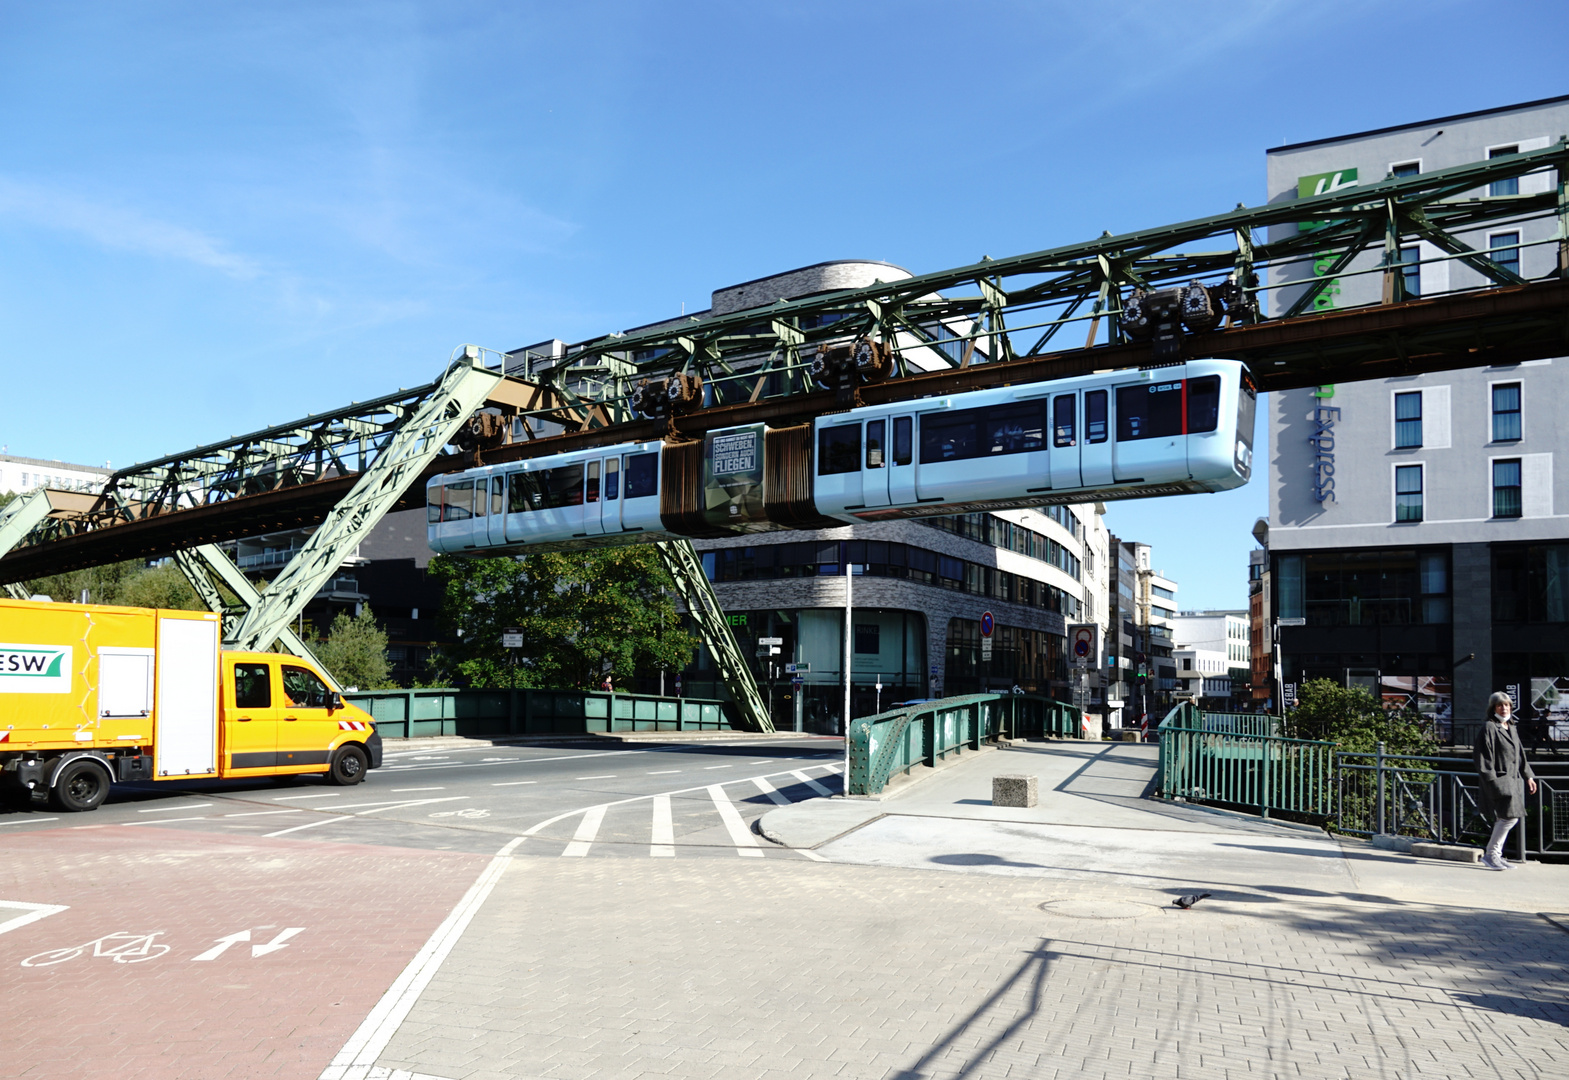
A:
1172,892,1212,910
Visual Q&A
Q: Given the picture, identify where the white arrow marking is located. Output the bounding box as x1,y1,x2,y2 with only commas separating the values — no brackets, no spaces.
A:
190,929,250,961
252,927,305,957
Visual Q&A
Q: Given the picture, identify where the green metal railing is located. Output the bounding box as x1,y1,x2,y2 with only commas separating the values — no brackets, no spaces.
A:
1157,703,1334,818
847,692,1084,796
344,688,735,739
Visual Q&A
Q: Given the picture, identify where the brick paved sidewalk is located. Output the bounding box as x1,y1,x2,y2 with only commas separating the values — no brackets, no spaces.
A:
373,857,1569,1080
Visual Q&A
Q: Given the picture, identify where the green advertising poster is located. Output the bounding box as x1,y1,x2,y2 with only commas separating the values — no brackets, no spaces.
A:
703,424,768,528
1296,167,1357,233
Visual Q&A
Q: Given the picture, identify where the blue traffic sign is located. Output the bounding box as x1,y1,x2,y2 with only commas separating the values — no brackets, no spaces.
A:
980,611,995,637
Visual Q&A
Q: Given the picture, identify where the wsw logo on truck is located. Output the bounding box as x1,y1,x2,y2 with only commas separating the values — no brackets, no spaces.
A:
0,643,72,694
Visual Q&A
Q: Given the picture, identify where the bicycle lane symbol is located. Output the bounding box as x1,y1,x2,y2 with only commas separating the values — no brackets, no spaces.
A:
21,931,171,967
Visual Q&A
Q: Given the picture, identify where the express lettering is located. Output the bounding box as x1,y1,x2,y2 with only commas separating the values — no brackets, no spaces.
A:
1310,406,1340,503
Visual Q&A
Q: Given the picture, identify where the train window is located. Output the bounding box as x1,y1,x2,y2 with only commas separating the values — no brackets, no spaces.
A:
893,417,913,465
604,458,619,500
1053,395,1076,447
866,420,885,469
920,410,979,463
508,472,542,513
426,486,443,524
983,402,1046,455
444,480,474,521
819,425,861,475
1086,390,1108,443
625,453,658,498
1116,381,1184,441
586,461,600,503
491,476,505,515
545,464,584,508
1187,376,1221,433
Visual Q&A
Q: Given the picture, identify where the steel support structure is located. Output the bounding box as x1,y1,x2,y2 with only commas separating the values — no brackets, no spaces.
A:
171,544,332,680
0,490,52,599
655,540,773,733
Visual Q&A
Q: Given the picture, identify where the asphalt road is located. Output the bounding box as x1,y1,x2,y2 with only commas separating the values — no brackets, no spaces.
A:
0,737,846,858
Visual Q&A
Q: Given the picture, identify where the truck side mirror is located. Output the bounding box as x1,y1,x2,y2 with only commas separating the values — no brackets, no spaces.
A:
329,692,343,712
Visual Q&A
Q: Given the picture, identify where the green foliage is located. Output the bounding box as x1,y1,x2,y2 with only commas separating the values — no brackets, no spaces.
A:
427,548,695,691
1283,678,1436,756
24,559,206,610
310,606,398,691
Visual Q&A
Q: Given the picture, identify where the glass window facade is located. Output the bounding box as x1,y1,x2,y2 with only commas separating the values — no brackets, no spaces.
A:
1275,548,1450,627
1492,382,1522,441
1395,464,1423,522
1493,543,1569,623
945,617,1064,696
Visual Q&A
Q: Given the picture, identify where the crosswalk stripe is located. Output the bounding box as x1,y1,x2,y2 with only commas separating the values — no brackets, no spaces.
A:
750,777,791,806
791,770,835,797
650,795,674,857
707,785,763,856
561,804,606,857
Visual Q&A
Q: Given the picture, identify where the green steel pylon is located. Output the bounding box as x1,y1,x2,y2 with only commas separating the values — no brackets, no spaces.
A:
655,539,773,733
0,490,53,599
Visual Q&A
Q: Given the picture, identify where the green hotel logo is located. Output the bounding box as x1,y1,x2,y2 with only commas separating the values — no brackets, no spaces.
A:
1297,168,1358,234
0,643,73,694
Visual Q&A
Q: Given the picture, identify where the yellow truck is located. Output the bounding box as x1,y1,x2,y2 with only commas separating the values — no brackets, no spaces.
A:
0,597,381,812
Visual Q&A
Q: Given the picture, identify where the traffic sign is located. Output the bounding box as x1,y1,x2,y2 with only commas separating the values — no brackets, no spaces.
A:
980,612,994,637
791,676,803,687
785,662,810,674
758,636,783,645
501,628,524,649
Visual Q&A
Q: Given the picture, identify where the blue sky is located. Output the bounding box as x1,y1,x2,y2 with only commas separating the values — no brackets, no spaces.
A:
3,1,1566,609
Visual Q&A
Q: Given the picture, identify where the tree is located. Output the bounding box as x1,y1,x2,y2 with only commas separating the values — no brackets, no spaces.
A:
23,559,206,610
427,547,695,690
311,606,398,690
1283,678,1436,755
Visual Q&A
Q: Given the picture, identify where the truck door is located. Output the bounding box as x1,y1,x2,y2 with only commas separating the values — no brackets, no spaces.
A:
278,664,338,773
1048,392,1082,490
225,659,280,773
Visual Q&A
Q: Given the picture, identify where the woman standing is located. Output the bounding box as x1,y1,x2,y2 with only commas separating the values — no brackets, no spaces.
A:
1475,691,1537,870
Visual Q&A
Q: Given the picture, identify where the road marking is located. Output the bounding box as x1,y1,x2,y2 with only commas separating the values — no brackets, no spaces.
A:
137,803,214,813
561,805,606,857
191,929,250,961
704,764,732,770
0,900,70,938
253,927,305,957
392,787,444,792
791,770,835,797
650,795,674,857
708,785,762,857
224,809,303,818
749,777,792,806
748,760,773,765
575,774,617,780
491,780,537,787
262,797,467,838
647,769,680,775
798,850,830,862
123,817,208,825
0,817,59,828
323,837,524,1078
273,793,343,801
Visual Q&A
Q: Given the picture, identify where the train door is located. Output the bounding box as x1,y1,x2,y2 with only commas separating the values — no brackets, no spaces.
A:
487,474,508,546
444,478,476,548
862,419,890,507
581,460,606,537
1080,388,1113,486
888,416,916,506
1048,392,1082,490
467,471,489,547
816,420,863,513
597,456,622,533
504,469,529,544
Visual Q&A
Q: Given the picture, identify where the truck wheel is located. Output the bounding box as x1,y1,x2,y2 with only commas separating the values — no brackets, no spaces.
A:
51,760,111,812
327,745,369,786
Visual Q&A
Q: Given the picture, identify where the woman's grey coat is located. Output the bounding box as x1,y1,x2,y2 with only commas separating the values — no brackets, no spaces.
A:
1474,719,1536,820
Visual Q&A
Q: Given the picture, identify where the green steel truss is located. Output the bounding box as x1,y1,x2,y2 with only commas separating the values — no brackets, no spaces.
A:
655,540,773,733
0,490,52,599
171,543,332,681
510,139,1569,424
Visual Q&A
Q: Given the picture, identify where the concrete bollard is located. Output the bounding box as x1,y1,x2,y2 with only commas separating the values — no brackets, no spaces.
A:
992,774,1038,808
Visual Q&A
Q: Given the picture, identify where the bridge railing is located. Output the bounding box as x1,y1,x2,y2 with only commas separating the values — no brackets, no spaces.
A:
847,693,1084,796
1156,703,1335,819
344,688,736,739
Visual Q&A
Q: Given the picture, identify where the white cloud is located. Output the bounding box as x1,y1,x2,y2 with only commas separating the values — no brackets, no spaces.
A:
0,177,262,279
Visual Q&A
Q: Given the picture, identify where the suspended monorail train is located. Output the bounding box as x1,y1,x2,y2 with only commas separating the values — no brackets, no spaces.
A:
427,358,1256,555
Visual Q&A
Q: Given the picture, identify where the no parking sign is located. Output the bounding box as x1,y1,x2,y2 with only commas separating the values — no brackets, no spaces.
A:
1067,623,1097,667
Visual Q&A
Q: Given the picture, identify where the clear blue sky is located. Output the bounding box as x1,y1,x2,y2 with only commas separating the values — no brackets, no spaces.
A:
3,2,1565,609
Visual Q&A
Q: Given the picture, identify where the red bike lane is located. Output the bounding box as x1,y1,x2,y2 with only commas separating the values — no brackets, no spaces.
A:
0,825,489,1080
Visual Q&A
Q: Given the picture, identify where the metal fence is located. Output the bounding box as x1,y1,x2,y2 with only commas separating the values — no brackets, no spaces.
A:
1156,704,1335,818
1336,746,1569,859
847,692,1084,796
344,688,736,739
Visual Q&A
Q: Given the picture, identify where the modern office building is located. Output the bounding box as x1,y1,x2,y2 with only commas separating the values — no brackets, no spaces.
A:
1263,95,1569,727
1171,609,1250,708
1104,537,1180,726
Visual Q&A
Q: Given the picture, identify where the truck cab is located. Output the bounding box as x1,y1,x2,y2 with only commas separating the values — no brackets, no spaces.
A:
221,651,381,785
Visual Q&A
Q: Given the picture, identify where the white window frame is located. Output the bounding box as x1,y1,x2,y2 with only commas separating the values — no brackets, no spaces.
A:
1485,227,1524,280
1391,388,1423,450
1388,158,1422,177
1486,377,1524,444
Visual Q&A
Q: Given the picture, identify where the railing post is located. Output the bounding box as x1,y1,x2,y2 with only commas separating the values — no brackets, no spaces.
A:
1375,741,1386,837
